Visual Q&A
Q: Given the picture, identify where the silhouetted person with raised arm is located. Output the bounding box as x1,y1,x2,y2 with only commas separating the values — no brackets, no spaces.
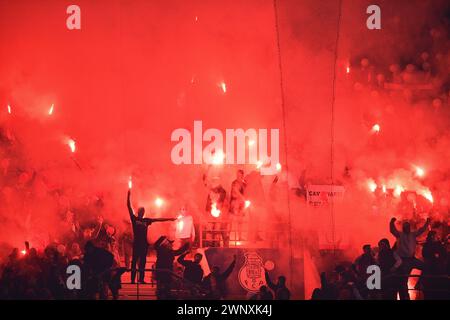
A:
389,216,431,300
154,236,189,299
127,190,176,283
177,251,204,285
83,241,114,299
265,270,291,300
203,255,236,299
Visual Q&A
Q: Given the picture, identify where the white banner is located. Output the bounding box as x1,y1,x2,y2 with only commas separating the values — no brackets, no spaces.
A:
306,185,345,207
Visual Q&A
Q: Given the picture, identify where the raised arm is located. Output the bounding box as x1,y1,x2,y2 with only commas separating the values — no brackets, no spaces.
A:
150,217,177,223
177,252,189,267
415,218,431,237
265,270,276,291
222,255,237,280
389,217,400,237
172,242,190,256
127,190,135,222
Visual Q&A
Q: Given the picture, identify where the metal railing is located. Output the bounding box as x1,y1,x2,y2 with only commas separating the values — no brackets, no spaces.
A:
114,267,207,300
199,218,288,248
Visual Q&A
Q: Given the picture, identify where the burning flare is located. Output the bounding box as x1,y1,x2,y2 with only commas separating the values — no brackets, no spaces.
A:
367,179,377,193
128,176,132,189
219,81,227,93
211,150,225,165
394,185,404,198
245,200,251,209
415,166,425,177
211,202,221,218
7,105,11,114
48,104,54,115
67,139,76,153
155,197,164,208
371,124,380,134
418,188,433,203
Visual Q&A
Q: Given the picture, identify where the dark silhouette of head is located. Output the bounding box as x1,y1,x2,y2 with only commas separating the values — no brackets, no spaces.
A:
9,248,19,260
137,207,145,218
278,275,286,287
28,248,38,259
426,230,437,242
402,221,411,234
84,240,95,254
363,244,372,255
237,169,244,180
259,285,268,293
194,253,203,264
212,266,220,275
378,238,391,250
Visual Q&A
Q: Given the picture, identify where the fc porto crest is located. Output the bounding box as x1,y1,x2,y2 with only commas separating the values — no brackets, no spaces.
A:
238,251,266,293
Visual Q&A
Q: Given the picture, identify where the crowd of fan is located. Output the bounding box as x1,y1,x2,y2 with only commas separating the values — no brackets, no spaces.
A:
312,217,449,300
309,24,450,300
348,25,449,110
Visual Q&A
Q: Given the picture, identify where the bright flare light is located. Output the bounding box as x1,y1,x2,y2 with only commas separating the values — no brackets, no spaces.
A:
371,124,380,134
155,197,164,208
346,66,350,74
418,188,433,203
68,139,76,153
7,105,11,114
415,166,425,177
276,163,282,172
211,150,225,165
382,185,387,193
394,185,404,198
220,81,227,93
48,104,54,115
211,203,221,218
248,140,255,147
21,250,26,255
128,176,132,189
367,179,377,193
256,161,263,169
245,200,251,209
